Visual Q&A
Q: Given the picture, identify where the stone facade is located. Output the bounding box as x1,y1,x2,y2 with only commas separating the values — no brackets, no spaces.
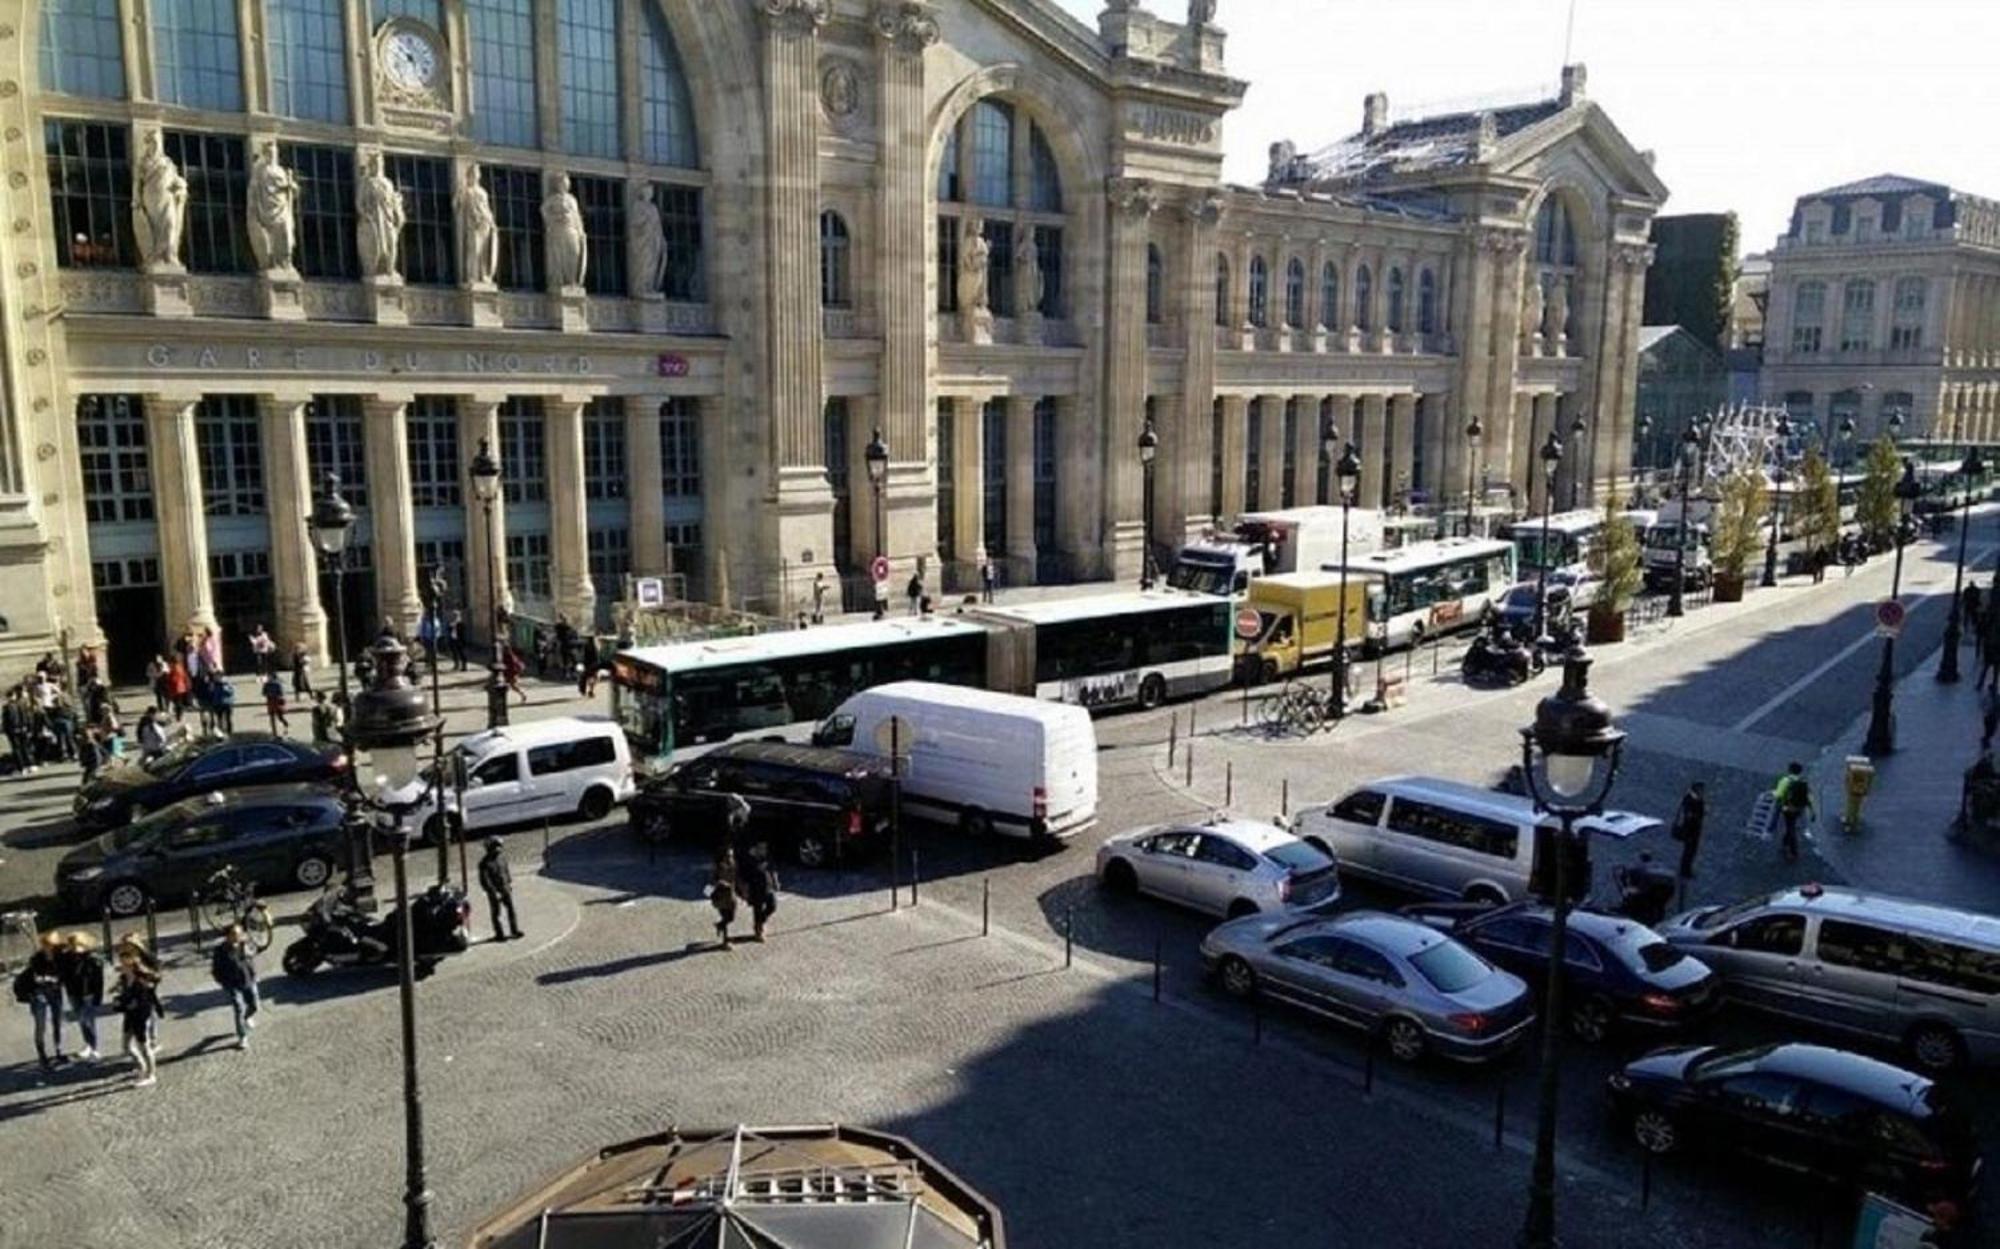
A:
1760,174,2000,444
0,0,1666,679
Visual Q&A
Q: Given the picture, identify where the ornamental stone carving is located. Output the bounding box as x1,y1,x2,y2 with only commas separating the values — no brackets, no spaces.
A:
356,151,406,278
1612,241,1655,270
819,59,860,120
246,139,301,273
1182,189,1226,225
1477,226,1528,255
1108,176,1159,218
872,1,940,51
456,165,499,286
759,0,830,35
543,174,587,290
133,131,188,269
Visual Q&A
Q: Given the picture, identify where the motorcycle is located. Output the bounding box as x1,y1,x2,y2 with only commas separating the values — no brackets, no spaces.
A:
282,883,472,979
1462,622,1543,687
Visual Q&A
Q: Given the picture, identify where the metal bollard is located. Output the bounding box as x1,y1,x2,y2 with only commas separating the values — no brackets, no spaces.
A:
1225,760,1233,807
1064,904,1074,968
144,897,157,950
100,908,113,954
1241,680,1248,725
910,846,920,906
188,901,201,948
1281,777,1289,819
981,877,990,936
1494,1085,1506,1151
1185,740,1194,788
1152,936,1162,1002
1189,704,1197,740
541,818,551,858
1167,712,1178,767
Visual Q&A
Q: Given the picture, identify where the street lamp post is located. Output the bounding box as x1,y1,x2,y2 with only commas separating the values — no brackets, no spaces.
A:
468,441,508,730
1531,431,1564,642
1863,460,1924,755
346,636,445,1249
308,474,372,904
423,567,449,885
1938,448,1986,685
1761,416,1793,588
1515,646,1626,1249
1567,413,1588,511
1330,423,1361,720
1138,417,1159,590
865,428,889,618
1667,424,1703,619
1463,416,1483,538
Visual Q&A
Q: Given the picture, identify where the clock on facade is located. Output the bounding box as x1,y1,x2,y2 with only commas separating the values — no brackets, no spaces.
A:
382,27,443,93
374,19,450,128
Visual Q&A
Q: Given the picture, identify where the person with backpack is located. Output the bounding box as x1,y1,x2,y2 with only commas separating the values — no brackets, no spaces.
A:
211,674,236,734
262,670,289,736
209,925,259,1050
708,844,740,949
1670,780,1706,880
112,947,163,1087
737,843,778,941
15,931,67,1070
477,838,522,943
1774,762,1816,863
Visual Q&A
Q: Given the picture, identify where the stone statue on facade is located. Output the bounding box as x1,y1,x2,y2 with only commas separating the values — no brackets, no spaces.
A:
1267,140,1298,184
543,175,587,290
356,152,406,279
133,131,188,270
456,165,499,287
246,140,301,274
1189,0,1218,28
959,219,990,313
628,183,667,297
1522,273,1545,354
1548,274,1571,355
1015,231,1044,317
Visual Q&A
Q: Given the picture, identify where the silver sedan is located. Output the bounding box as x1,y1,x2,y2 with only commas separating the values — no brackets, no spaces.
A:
1096,818,1340,919
1199,909,1536,1064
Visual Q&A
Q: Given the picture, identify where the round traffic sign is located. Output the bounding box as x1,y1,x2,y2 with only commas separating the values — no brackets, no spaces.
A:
1874,598,1905,636
871,555,890,582
1235,607,1262,640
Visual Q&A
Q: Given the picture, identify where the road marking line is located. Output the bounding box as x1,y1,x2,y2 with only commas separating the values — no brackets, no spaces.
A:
1731,624,1884,733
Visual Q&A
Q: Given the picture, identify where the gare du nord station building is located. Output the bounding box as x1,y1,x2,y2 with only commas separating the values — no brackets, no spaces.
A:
0,0,1664,680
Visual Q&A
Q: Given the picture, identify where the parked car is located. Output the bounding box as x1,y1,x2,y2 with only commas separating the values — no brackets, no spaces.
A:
1402,900,1720,1043
1607,1043,1982,1213
73,732,346,830
56,785,351,917
1199,910,1535,1064
628,741,895,868
1658,883,2000,1072
416,716,634,843
1096,817,1340,919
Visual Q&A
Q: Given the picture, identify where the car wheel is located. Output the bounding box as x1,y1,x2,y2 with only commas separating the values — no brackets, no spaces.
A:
1217,955,1257,999
1463,884,1506,908
1226,899,1259,920
1101,859,1138,894
1137,673,1167,711
577,787,615,822
634,810,671,843
1906,1022,1967,1073
793,832,831,869
1632,1109,1679,1155
104,880,149,918
1568,995,1614,1045
959,809,993,839
293,854,334,891
1383,1018,1427,1064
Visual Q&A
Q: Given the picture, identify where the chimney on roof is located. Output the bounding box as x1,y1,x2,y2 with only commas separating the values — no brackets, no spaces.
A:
1362,92,1389,138
1559,63,1587,107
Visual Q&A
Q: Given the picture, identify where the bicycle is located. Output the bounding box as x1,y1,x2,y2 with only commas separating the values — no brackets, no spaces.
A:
195,865,274,953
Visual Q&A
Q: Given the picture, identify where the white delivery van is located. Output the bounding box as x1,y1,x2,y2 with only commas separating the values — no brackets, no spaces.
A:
813,681,1098,842
416,716,635,843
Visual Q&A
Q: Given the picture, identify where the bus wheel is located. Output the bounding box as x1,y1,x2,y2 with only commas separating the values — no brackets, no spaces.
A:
1137,673,1167,711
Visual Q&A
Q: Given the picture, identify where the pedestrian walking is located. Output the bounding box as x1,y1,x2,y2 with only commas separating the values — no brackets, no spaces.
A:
980,556,996,604
872,575,888,621
290,643,314,698
503,644,528,704
209,925,259,1049
477,838,522,942
112,950,163,1087
309,691,337,747
3,688,33,775
1982,685,1999,752
906,571,923,617
737,844,778,941
249,625,276,676
75,646,100,693
147,654,171,712
57,931,104,1061
811,572,828,625
1774,761,1816,862
166,655,192,721
1670,780,1706,880
262,671,289,736
14,932,67,1070
210,674,236,734
708,845,739,948
76,725,103,785
45,690,76,762
447,610,467,672
579,634,601,698
1981,606,2000,691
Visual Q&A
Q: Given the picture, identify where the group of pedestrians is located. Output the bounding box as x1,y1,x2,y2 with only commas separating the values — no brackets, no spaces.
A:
705,795,779,948
4,650,122,779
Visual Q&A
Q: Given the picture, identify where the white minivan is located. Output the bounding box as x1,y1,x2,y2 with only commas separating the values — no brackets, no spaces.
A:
813,681,1097,842
417,716,635,842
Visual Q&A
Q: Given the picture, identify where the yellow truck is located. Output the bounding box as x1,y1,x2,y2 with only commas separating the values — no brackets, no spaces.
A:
1235,571,1371,684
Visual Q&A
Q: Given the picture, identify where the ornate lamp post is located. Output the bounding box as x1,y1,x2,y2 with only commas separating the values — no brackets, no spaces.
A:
1761,415,1793,588
865,428,889,619
1863,459,1924,755
346,636,445,1249
1330,429,1361,720
1667,425,1703,618
1938,448,1986,685
423,566,450,884
1567,413,1588,511
308,474,372,903
1137,417,1159,590
1463,416,1483,537
1531,431,1564,642
1515,646,1626,1249
468,440,507,729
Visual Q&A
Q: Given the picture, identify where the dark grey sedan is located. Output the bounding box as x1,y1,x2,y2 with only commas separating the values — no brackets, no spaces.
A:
1199,910,1537,1063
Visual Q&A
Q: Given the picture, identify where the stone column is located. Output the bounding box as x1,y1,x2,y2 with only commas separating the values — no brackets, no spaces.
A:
1179,192,1225,534
545,396,596,627
1218,395,1247,519
1104,177,1159,578
1605,248,1650,488
873,2,940,577
626,395,666,575
1292,397,1323,509
951,397,986,572
1357,394,1388,508
1256,396,1286,510
1419,394,1450,514
258,395,328,664
458,398,509,642
144,394,217,636
1389,393,1417,510
1005,395,1037,583
361,396,423,637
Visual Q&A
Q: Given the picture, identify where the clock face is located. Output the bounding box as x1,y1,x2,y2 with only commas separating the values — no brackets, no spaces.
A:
383,29,441,93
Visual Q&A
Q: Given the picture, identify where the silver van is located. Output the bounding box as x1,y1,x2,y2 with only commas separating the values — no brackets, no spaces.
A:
1658,884,2000,1073
1291,776,1663,907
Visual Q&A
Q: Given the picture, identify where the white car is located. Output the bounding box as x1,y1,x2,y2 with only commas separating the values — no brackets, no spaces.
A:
1095,817,1341,919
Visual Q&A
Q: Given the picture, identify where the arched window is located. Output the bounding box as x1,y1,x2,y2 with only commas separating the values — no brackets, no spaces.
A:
1284,258,1306,328
1029,126,1062,213
557,0,621,157
1387,268,1406,334
1791,281,1826,353
1354,264,1373,331
1146,244,1165,325
1534,197,1576,267
819,211,851,308
969,99,1014,208
39,0,127,99
936,103,1064,324
1214,254,1230,327
1890,277,1926,350
1320,263,1339,330
1839,279,1875,352
1247,255,1269,328
639,2,699,168
1418,269,1438,335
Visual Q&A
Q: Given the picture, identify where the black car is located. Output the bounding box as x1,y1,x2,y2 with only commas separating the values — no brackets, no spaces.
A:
73,733,347,830
56,785,352,917
629,742,895,868
1608,1043,1982,1213
1404,900,1720,1043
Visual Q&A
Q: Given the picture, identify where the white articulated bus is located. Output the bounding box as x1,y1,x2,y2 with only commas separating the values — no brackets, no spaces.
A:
1321,537,1518,650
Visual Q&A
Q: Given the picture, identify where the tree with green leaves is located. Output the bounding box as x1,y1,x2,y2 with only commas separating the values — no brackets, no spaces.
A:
1712,466,1769,582
1855,434,1901,549
1793,446,1840,564
1589,492,1644,616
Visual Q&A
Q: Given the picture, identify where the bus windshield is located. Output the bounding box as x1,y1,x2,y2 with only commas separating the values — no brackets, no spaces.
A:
1511,530,1583,571
1169,556,1241,597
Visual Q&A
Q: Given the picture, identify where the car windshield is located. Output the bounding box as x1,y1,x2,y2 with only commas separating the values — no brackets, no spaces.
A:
1691,892,1777,931
1409,939,1492,994
141,738,207,776
1264,841,1333,873
1686,1045,1777,1082
103,806,178,851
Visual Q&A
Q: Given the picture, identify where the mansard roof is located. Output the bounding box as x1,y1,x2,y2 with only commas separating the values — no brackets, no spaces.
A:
1806,174,1952,201
1297,99,1565,183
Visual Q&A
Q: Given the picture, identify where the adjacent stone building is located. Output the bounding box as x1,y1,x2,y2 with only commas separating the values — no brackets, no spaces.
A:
0,0,1665,680
1759,174,2000,446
